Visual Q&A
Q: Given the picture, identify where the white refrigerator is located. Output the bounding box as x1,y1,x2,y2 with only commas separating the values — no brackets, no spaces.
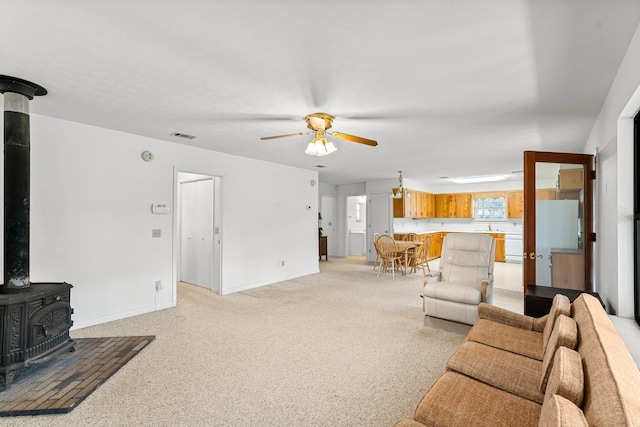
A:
535,200,579,287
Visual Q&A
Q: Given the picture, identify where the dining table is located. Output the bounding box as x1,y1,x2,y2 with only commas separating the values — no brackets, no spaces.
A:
380,240,422,276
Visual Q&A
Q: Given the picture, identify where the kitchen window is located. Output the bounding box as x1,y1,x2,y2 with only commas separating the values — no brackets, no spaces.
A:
474,197,506,221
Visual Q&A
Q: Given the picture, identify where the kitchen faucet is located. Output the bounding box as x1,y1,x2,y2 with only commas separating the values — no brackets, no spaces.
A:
487,224,492,231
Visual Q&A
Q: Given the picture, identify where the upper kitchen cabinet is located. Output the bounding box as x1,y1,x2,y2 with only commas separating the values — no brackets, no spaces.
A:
557,168,583,191
393,189,436,219
556,168,583,200
435,193,472,218
536,188,557,200
507,189,556,218
421,192,436,218
507,190,524,218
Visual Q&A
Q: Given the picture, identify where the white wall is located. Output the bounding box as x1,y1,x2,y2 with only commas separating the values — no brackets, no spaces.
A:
584,23,640,317
1,113,318,329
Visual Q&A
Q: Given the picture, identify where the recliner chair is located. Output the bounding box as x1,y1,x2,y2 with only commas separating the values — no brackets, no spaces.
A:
422,232,495,325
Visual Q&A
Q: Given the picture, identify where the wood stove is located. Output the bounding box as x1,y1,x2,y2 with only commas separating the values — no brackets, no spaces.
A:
0,76,75,391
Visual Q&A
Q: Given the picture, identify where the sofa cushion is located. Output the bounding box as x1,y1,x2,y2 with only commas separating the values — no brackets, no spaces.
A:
477,302,536,330
423,281,481,305
539,395,588,427
466,319,544,360
542,294,572,350
539,315,578,393
572,294,640,426
446,341,544,403
544,347,584,407
413,372,541,427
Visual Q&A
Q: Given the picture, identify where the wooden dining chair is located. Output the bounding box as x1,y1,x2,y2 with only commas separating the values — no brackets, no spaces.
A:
405,233,421,241
408,234,432,275
377,234,402,278
402,233,421,271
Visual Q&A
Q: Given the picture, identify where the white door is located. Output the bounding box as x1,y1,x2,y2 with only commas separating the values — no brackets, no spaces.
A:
180,179,214,290
367,192,392,263
321,195,337,256
180,181,197,284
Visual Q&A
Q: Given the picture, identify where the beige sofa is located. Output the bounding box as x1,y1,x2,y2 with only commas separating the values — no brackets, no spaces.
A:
394,293,640,426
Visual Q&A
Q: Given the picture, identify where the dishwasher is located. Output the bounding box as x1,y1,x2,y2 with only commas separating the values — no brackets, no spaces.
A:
505,234,523,263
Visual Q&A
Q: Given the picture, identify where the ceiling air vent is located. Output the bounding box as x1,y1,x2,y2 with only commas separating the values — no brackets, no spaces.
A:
170,132,196,140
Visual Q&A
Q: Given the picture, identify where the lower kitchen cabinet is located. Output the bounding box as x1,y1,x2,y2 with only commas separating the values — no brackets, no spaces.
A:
427,232,444,260
489,233,506,262
551,250,584,290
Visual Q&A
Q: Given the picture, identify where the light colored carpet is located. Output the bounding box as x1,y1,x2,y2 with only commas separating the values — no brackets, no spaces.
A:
4,257,519,427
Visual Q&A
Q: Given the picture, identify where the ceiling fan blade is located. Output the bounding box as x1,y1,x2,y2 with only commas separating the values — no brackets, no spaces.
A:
330,132,378,147
260,132,310,140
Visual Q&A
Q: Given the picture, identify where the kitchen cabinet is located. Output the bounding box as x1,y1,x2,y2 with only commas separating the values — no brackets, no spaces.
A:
557,168,583,191
393,189,436,219
427,232,444,260
506,189,555,218
551,249,584,290
392,196,406,218
435,193,472,218
435,194,450,218
489,233,506,262
536,188,557,201
399,231,503,262
556,168,583,201
424,193,436,217
507,190,524,218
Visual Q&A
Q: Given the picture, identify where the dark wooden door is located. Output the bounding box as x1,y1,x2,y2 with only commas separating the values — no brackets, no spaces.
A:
523,151,595,292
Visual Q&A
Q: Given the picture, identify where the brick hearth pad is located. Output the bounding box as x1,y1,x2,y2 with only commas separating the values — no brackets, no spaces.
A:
0,336,155,417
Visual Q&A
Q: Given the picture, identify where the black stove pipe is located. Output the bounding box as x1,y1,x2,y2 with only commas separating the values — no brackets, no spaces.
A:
0,75,47,292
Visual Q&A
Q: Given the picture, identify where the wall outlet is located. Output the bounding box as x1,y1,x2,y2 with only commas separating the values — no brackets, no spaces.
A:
281,260,285,267
155,280,162,291
152,229,161,238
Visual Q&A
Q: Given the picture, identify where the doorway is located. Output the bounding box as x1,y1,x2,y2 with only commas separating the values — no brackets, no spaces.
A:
321,194,337,257
523,151,594,292
178,172,222,292
347,195,367,256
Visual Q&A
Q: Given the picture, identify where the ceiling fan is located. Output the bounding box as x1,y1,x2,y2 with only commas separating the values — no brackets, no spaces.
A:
260,113,378,156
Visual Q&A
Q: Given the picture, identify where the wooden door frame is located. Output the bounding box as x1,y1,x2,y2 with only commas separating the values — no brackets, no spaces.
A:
523,151,595,292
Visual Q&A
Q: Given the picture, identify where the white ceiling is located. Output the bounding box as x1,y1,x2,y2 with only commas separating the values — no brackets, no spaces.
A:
2,0,640,187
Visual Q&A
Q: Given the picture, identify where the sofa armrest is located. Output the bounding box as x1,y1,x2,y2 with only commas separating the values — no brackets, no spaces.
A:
478,302,547,331
480,278,493,303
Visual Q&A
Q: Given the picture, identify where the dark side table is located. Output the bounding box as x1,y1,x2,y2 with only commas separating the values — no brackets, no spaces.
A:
319,236,328,261
525,285,605,317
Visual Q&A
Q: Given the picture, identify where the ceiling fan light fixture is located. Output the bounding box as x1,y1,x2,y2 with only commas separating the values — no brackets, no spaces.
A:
305,132,337,156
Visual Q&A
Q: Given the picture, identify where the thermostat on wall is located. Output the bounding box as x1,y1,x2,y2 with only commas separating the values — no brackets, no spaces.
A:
151,203,169,214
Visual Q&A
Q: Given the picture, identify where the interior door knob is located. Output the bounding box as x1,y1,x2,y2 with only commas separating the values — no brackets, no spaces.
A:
528,252,543,260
